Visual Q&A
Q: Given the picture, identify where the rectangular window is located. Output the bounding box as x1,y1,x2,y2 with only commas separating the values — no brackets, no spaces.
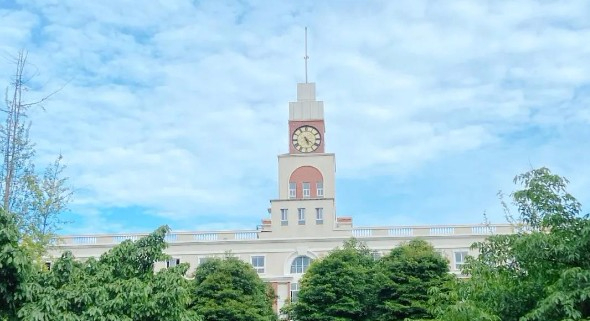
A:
199,257,212,266
316,181,324,198
166,258,180,268
298,208,305,225
315,208,324,224
290,283,300,302
302,182,310,198
372,251,382,261
281,209,288,226
251,256,265,274
289,182,296,199
454,251,468,270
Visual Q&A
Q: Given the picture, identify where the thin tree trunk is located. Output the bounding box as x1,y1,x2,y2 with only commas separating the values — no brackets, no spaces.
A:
3,51,26,212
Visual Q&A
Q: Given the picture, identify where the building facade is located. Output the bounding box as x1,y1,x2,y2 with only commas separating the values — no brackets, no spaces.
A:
50,81,514,313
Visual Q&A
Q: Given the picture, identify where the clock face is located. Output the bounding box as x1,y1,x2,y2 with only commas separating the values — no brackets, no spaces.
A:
292,125,321,153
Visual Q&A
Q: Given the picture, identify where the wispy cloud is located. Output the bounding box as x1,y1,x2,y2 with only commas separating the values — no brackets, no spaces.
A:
0,0,588,233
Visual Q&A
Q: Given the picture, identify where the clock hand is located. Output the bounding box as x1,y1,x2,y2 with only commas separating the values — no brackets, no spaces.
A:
304,136,311,144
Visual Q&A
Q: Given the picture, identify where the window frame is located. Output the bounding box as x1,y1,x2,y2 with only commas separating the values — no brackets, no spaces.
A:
371,251,382,261
166,258,180,268
454,250,469,270
198,257,213,266
290,282,300,302
315,207,324,224
290,255,312,274
302,182,311,198
297,208,306,225
251,255,265,274
289,182,296,199
316,181,324,198
281,208,288,226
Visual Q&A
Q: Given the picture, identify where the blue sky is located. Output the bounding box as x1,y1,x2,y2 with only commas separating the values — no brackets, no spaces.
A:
0,0,589,234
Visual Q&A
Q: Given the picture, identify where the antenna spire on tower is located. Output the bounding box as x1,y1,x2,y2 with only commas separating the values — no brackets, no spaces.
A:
304,27,309,83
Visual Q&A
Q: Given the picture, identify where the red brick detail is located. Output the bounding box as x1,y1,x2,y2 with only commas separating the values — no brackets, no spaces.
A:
289,166,323,199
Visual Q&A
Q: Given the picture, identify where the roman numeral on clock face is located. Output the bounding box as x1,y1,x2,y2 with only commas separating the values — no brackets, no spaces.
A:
292,125,321,153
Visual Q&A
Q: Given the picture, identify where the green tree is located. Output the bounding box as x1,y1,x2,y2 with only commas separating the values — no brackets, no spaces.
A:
430,167,589,321
1,50,72,257
0,208,33,320
289,239,377,321
373,239,453,321
189,256,276,321
16,226,200,320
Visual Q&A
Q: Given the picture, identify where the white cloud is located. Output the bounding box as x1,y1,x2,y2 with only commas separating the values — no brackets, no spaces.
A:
0,0,588,232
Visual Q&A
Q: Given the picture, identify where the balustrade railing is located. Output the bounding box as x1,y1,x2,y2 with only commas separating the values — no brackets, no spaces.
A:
55,230,261,246
53,224,513,246
351,224,513,238
352,228,372,237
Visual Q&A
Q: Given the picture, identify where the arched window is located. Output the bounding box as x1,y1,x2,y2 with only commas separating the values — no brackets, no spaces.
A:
289,166,323,199
290,255,312,274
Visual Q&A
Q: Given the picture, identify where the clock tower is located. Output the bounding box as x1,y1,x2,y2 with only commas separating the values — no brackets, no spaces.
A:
288,83,325,154
262,81,348,238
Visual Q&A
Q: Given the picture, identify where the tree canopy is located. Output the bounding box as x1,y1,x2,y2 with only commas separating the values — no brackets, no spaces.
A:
0,208,33,320
287,167,588,321
289,239,377,321
288,238,451,321
373,239,452,321
1,217,277,320
16,226,201,321
190,256,277,321
429,167,590,321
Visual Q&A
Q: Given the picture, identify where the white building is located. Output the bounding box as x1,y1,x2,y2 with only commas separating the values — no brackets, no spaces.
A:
50,80,514,313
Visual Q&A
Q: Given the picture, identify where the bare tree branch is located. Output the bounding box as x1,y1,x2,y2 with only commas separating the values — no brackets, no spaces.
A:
0,49,72,257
